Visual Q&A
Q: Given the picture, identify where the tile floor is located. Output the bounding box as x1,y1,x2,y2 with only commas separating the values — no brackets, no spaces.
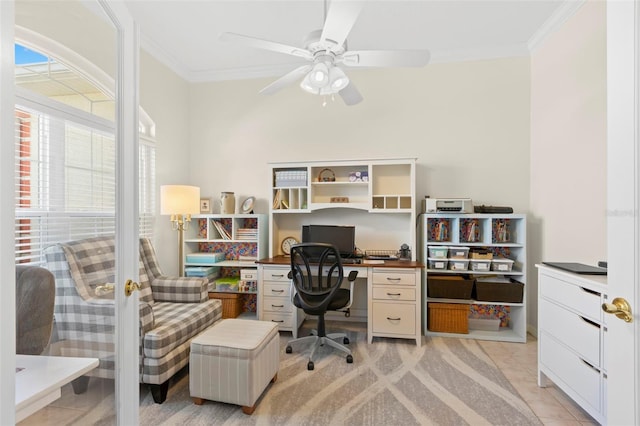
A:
480,335,599,425
19,333,599,425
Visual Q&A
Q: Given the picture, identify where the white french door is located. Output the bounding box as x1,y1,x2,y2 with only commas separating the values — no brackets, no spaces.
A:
0,0,140,424
605,0,639,424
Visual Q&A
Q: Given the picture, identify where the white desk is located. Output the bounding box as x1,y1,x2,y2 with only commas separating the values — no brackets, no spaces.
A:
257,257,423,345
16,355,99,422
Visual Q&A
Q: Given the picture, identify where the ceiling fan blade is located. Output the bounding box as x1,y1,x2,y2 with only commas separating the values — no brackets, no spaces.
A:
342,50,431,68
339,81,363,106
259,65,312,95
220,32,313,61
320,0,366,50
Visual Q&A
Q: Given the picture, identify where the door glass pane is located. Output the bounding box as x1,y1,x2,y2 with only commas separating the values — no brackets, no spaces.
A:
15,1,118,423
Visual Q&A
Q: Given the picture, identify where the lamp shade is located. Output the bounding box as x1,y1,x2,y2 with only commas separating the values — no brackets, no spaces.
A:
160,185,200,215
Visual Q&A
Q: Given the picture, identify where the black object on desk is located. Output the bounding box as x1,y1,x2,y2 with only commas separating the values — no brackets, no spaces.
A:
542,262,607,275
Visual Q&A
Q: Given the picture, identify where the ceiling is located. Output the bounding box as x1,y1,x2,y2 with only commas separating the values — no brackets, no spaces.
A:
122,0,580,83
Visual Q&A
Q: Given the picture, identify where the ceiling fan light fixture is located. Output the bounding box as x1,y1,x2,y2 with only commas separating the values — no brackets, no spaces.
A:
329,66,349,91
308,62,329,88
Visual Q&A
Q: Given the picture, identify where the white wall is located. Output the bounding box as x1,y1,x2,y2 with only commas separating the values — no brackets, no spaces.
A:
139,51,192,274
188,58,531,217
529,0,606,331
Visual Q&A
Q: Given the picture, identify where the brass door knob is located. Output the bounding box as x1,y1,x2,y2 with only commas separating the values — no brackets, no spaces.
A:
125,279,141,297
602,297,633,323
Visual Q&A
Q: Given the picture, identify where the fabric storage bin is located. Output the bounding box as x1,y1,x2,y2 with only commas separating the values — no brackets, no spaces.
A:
428,302,469,334
449,259,469,271
428,246,448,259
428,258,448,270
469,259,491,272
448,246,470,259
491,258,514,272
473,278,524,303
427,275,474,299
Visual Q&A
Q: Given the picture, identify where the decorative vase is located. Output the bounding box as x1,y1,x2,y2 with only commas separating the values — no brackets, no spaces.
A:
220,192,235,214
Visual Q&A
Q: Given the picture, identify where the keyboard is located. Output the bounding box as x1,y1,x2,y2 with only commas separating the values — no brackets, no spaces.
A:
366,255,398,260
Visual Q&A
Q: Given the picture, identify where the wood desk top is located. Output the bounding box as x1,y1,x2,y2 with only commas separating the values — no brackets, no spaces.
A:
257,256,424,269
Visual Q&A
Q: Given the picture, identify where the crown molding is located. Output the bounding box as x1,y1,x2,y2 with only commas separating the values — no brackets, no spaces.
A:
527,0,586,52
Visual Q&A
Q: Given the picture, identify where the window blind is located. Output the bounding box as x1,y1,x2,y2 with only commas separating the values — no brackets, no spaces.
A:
15,102,156,265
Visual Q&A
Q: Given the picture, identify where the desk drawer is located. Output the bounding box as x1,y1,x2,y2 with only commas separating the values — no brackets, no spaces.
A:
263,296,292,313
262,312,292,329
372,302,416,335
372,286,416,301
263,282,290,299
262,268,290,282
540,272,601,320
372,269,416,286
540,298,600,366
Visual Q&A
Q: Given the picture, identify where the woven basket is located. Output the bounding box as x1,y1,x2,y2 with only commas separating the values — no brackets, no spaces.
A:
209,292,243,319
428,302,469,334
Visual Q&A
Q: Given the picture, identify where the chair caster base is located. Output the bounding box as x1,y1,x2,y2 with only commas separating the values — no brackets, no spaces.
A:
286,345,292,354
343,337,349,345
346,354,353,364
307,361,314,370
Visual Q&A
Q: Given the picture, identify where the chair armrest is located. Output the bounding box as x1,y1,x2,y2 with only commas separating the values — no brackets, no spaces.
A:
151,276,208,303
139,301,155,335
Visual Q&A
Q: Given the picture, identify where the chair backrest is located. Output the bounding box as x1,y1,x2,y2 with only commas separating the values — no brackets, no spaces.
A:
290,243,344,315
16,265,55,355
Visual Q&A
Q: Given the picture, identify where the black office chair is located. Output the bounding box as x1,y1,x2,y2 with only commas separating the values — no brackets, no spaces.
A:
285,243,358,370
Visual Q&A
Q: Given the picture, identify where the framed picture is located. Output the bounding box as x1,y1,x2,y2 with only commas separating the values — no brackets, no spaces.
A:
200,198,211,214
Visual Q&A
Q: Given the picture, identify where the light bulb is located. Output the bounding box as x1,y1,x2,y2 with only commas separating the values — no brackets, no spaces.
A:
309,63,329,89
329,66,349,91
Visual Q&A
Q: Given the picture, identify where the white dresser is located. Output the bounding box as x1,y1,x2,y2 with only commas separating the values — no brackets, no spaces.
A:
537,264,607,424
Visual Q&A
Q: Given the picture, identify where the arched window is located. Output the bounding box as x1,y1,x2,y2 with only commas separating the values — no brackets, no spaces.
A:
14,33,156,264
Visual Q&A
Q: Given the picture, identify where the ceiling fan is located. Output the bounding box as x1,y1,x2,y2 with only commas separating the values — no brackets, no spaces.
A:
219,0,430,106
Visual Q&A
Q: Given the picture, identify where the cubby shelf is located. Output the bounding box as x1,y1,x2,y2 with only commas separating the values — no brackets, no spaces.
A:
418,213,527,343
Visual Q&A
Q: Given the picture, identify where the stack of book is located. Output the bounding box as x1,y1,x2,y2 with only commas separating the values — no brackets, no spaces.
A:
236,228,257,240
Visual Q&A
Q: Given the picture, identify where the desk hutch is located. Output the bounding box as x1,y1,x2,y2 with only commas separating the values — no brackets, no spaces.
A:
258,158,423,345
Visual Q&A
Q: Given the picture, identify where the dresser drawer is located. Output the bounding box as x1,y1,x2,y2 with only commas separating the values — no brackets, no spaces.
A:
540,332,601,412
262,267,290,282
263,296,292,313
263,282,290,298
539,298,601,366
262,312,292,328
372,269,416,286
540,272,602,320
372,302,416,335
372,286,416,301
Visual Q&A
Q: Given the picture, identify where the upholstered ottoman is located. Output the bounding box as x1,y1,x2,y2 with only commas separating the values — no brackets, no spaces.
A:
190,319,279,414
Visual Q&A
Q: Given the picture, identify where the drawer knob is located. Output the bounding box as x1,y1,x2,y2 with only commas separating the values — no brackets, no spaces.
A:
602,297,633,323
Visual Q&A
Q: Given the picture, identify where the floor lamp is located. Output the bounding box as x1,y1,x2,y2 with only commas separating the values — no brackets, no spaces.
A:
160,185,200,276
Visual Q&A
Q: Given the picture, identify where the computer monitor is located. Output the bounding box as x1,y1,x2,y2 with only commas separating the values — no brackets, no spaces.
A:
302,225,356,258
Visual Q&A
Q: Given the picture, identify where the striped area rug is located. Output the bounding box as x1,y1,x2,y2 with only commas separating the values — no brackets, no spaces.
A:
134,321,540,426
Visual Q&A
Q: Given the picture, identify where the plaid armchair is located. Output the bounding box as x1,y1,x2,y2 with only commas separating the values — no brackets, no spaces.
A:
44,236,222,403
